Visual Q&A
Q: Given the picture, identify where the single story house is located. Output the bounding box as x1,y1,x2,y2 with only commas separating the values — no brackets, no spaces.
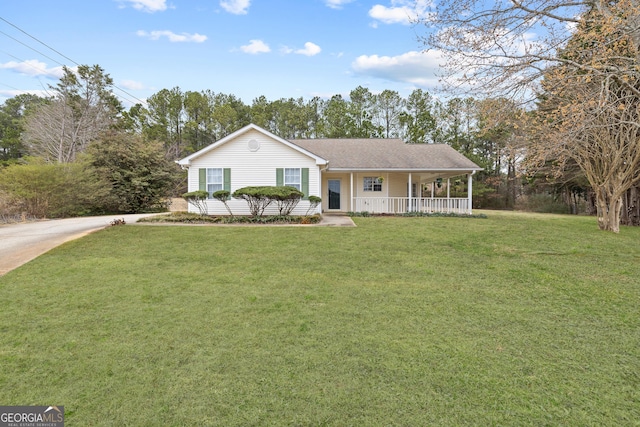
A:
177,123,482,216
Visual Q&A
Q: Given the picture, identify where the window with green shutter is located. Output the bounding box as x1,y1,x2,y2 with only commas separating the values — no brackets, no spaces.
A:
301,168,309,199
199,169,206,192
223,168,231,192
199,168,231,198
276,167,309,198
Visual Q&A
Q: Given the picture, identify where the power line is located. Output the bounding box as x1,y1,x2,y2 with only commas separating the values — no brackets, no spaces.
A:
0,16,78,66
0,81,23,91
0,16,147,105
0,30,65,67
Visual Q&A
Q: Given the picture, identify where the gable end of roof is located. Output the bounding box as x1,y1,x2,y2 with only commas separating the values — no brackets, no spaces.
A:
177,123,328,166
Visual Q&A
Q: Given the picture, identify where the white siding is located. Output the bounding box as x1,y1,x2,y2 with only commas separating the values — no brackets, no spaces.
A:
353,173,389,198
187,129,321,216
387,173,407,197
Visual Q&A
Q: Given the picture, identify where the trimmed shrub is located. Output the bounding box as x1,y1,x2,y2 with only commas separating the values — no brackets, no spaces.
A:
183,190,209,215
305,195,322,216
232,186,273,217
232,186,304,216
212,190,233,216
270,186,304,215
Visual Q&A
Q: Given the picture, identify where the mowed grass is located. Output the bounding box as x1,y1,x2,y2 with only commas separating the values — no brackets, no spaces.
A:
1,212,639,426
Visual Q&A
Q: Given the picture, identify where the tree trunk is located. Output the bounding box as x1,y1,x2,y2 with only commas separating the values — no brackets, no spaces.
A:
621,185,640,226
594,187,623,233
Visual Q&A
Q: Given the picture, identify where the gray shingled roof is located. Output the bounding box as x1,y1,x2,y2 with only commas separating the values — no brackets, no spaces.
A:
290,138,481,171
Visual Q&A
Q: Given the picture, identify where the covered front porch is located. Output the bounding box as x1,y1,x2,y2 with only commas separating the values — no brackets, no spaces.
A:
321,171,476,215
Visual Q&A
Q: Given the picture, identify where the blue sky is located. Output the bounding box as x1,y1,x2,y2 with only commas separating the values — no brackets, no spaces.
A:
0,0,440,106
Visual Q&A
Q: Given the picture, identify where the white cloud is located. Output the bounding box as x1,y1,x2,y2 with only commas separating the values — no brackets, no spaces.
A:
118,0,168,12
136,30,207,43
220,0,250,14
281,42,321,56
0,59,65,78
295,42,322,56
240,39,270,54
119,79,146,90
369,0,435,25
351,50,442,87
324,0,354,9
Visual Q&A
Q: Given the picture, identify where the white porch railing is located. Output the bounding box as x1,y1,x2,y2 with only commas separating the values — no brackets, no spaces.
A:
354,197,470,214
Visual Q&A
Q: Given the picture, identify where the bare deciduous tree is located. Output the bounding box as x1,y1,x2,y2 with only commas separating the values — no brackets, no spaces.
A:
23,65,121,163
530,9,640,232
534,82,640,232
420,0,640,231
420,0,640,99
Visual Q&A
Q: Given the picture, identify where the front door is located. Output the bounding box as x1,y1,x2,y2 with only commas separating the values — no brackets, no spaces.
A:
328,179,341,210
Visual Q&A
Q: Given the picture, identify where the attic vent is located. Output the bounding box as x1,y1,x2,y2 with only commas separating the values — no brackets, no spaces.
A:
248,139,260,152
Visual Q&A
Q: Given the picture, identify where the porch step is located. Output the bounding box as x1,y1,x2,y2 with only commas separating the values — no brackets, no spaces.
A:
320,215,356,227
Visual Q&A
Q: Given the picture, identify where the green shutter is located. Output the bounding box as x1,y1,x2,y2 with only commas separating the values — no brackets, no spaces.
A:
199,168,206,191
301,168,309,199
223,168,231,193
276,168,284,186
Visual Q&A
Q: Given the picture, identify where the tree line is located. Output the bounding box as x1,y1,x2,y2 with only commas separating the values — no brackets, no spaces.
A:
2,0,639,234
127,85,474,156
1,70,536,218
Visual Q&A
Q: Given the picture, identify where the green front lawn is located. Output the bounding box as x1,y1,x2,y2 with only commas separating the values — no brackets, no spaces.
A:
1,212,639,426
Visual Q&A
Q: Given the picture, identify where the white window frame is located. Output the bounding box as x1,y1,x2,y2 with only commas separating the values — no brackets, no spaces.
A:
363,176,382,192
284,168,301,191
206,168,223,198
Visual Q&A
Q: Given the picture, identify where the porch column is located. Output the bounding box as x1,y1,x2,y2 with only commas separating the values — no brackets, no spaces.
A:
417,173,423,211
318,174,323,214
350,173,354,212
408,173,413,212
467,173,473,214
447,178,451,213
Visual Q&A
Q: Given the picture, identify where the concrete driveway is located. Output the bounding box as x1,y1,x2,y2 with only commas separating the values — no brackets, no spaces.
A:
0,214,158,276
